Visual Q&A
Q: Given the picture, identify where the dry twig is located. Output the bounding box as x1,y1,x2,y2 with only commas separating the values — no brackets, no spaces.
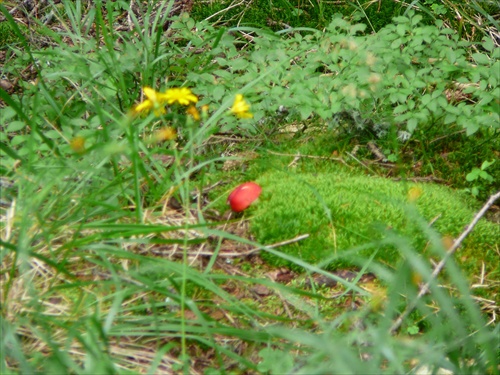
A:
267,150,348,166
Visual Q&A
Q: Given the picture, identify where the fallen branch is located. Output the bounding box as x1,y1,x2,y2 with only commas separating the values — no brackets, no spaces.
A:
390,190,500,334
149,233,310,258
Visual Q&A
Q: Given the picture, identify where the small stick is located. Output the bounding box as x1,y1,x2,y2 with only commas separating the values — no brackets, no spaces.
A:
287,152,301,168
346,152,377,174
267,150,348,166
214,233,310,258
151,233,310,258
390,191,500,334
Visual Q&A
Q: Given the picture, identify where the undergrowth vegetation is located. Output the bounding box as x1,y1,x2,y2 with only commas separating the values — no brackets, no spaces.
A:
1,1,499,374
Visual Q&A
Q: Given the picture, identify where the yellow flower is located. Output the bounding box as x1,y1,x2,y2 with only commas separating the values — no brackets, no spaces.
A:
230,94,253,119
153,127,177,142
186,105,200,121
164,87,198,106
407,187,423,202
133,87,169,117
70,136,86,153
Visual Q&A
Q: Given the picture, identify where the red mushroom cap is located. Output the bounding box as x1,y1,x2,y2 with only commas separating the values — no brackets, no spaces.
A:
227,182,262,212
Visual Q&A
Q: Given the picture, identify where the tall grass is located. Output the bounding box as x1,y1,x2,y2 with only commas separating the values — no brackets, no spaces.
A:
1,1,498,374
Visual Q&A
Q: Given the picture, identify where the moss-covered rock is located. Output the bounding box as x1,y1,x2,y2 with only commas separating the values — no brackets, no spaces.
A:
251,170,499,277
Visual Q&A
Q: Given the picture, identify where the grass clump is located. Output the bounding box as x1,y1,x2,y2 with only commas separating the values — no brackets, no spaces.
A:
251,170,499,275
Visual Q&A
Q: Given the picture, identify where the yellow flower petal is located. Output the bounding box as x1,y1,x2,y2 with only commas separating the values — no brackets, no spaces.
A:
164,87,198,106
134,100,153,114
235,111,253,119
143,86,157,101
408,187,423,202
153,127,177,142
133,87,168,116
70,136,86,153
230,94,253,118
186,105,200,121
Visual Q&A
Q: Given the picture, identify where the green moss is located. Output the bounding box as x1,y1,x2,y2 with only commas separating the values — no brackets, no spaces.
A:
0,21,20,49
251,170,499,277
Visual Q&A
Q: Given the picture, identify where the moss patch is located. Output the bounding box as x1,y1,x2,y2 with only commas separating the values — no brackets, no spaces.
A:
250,170,499,277
0,21,20,49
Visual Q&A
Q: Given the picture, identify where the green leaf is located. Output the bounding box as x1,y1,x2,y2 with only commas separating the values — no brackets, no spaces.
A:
393,16,409,24
350,23,367,34
482,38,494,52
393,104,407,114
447,49,456,64
444,113,456,124
481,160,495,170
45,130,62,139
212,85,225,101
231,58,249,71
69,118,88,127
427,99,437,112
472,53,490,65
299,105,313,120
6,121,26,132
407,118,418,133
466,169,480,181
11,135,27,146
258,348,294,374
396,24,407,37
407,325,419,335
410,15,423,26
390,38,404,49
0,106,18,122
465,123,480,136
421,94,432,106
478,170,493,182
387,153,398,162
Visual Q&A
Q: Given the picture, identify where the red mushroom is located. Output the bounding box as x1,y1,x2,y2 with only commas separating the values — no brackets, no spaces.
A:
227,182,262,212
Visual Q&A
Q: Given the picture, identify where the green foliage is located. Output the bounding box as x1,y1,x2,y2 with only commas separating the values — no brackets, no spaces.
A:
413,0,500,41
3,11,498,169
465,160,497,197
251,170,499,275
1,2,498,374
181,13,500,140
257,347,294,374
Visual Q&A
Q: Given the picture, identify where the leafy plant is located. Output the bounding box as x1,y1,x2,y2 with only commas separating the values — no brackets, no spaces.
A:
180,12,500,141
465,160,496,196
257,347,295,374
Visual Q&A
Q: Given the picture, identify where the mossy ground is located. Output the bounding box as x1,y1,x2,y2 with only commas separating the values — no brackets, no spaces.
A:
209,125,498,284
249,169,499,277
0,21,20,49
244,168,499,279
